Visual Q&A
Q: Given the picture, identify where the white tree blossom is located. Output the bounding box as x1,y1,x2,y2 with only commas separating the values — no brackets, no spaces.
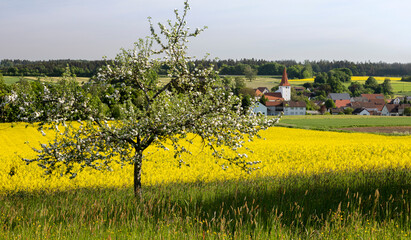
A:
14,1,280,197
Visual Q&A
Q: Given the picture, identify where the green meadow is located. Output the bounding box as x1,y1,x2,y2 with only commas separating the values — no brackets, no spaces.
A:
278,115,411,129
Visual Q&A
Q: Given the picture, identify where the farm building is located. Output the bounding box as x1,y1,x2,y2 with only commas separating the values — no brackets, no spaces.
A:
274,68,291,101
335,99,351,108
331,108,344,115
251,102,267,115
350,96,369,103
283,101,307,115
381,104,411,116
350,102,384,115
391,97,411,104
361,94,385,101
260,101,307,116
328,93,350,101
255,87,269,96
265,101,283,116
264,92,283,101
251,69,306,116
352,108,371,115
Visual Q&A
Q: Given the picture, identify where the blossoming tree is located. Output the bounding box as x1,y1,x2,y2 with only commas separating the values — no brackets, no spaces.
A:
10,1,279,196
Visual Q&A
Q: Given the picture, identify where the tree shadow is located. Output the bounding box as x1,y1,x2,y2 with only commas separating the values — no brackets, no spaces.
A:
147,168,411,233
2,168,411,235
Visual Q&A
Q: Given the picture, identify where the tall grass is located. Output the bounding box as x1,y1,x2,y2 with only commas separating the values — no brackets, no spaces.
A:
1,168,411,239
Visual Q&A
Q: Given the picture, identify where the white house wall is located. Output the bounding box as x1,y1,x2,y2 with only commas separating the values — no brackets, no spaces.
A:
284,107,306,115
252,103,267,115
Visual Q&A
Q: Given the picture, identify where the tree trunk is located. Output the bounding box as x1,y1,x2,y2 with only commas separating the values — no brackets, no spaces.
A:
134,150,143,198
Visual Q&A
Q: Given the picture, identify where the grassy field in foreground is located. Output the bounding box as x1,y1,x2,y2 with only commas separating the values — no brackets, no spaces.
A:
1,170,411,239
278,115,411,130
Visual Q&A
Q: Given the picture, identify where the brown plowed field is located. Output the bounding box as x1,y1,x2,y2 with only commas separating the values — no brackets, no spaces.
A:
341,126,411,134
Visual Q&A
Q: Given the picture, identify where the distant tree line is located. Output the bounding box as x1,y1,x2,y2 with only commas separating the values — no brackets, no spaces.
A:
2,59,411,78
402,76,411,82
192,59,411,78
0,59,107,77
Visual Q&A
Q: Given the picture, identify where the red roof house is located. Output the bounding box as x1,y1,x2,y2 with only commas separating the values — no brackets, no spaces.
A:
255,87,269,96
264,92,284,101
335,99,351,108
361,94,385,101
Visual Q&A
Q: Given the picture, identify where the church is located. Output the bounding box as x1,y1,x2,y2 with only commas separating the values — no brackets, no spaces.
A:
253,68,307,116
276,67,291,101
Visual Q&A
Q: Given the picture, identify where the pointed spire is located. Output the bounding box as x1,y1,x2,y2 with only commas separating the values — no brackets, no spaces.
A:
279,67,291,86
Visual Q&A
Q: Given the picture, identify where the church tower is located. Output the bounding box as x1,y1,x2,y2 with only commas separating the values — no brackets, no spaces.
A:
277,67,291,101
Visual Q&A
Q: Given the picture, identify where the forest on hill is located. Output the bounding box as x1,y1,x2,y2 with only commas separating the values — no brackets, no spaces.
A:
2,59,411,79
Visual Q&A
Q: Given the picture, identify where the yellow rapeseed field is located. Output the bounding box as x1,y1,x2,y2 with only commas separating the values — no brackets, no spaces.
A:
351,76,402,81
0,123,410,195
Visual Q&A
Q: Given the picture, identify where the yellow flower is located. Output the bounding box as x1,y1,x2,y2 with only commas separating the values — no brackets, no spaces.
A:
0,123,410,194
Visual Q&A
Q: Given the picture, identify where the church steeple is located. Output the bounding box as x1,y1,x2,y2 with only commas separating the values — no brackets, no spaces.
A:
279,67,291,86
277,67,291,101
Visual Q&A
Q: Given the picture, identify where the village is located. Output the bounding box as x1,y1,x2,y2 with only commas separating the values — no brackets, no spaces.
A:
252,69,411,116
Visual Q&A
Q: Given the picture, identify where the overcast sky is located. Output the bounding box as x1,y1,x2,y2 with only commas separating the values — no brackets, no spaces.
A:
1,0,411,63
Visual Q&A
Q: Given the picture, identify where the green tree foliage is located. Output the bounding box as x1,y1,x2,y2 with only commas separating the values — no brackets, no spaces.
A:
243,65,257,82
314,84,332,100
290,87,299,101
3,67,92,123
0,60,106,77
0,74,11,120
237,87,256,98
327,69,351,83
8,2,276,197
380,79,394,97
315,69,351,87
233,76,246,95
259,94,268,105
4,58,411,78
312,69,350,98
401,76,411,82
301,63,314,79
271,85,279,92
303,82,314,90
287,65,304,79
305,99,319,111
257,62,283,75
327,77,348,93
348,82,364,97
362,77,394,97
219,63,248,75
325,99,336,109
0,73,8,97
365,76,379,90
335,68,353,77
221,76,233,89
344,107,354,115
314,72,327,84
241,95,252,113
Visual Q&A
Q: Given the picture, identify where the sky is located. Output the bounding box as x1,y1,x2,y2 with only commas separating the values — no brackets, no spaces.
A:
1,0,411,63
